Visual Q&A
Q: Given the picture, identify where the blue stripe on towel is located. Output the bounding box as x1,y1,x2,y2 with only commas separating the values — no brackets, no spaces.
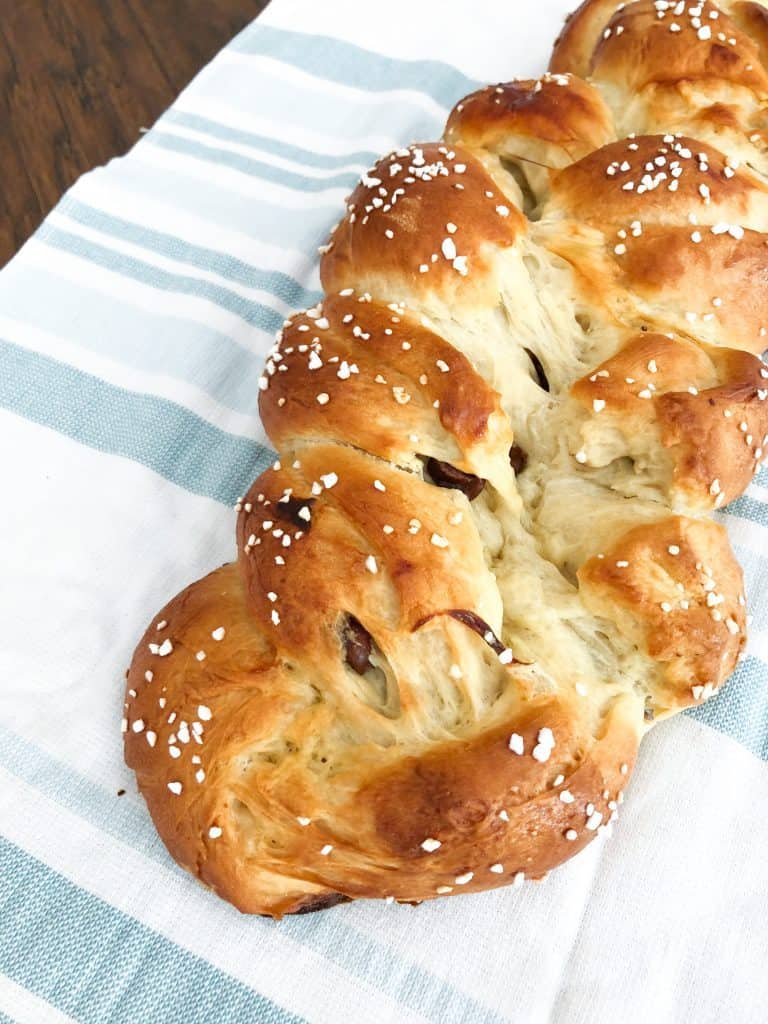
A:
687,655,768,761
0,339,272,504
0,837,301,1024
163,109,379,170
146,132,360,193
0,726,504,1024
0,268,267,415
59,197,322,310
231,23,481,108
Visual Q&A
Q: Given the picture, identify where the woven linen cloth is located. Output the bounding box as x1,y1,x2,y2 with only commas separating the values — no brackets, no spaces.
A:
0,1,767,1021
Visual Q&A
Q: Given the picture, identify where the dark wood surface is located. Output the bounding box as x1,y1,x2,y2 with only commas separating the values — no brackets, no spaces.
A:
0,0,269,267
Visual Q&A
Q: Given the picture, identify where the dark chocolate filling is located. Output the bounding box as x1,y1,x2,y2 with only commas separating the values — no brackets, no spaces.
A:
524,347,550,392
425,457,485,500
343,615,373,674
508,444,528,474
295,892,351,915
414,609,516,662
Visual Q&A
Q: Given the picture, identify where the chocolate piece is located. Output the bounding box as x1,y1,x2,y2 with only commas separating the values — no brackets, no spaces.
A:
414,609,516,662
344,616,373,674
425,458,485,500
524,347,550,392
508,444,528,474
295,893,351,915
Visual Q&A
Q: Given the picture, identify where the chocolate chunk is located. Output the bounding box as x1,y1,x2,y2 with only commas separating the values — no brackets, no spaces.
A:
425,458,485,500
508,444,528,474
414,609,516,662
446,610,507,655
524,348,550,392
295,893,351,915
274,496,316,529
344,616,373,674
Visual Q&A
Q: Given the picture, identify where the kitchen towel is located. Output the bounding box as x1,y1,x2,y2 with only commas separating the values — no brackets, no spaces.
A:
0,1,767,1021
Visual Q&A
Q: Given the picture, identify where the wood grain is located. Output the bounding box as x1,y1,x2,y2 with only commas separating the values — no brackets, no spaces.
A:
0,0,269,267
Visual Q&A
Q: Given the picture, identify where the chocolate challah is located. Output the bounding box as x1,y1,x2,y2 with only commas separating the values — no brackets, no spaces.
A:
124,0,768,917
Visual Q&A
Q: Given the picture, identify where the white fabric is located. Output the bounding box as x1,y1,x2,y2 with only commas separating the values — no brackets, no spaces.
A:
0,2,765,1021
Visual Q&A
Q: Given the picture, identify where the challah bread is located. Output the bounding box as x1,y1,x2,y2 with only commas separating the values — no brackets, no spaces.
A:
124,1,768,917
551,0,768,165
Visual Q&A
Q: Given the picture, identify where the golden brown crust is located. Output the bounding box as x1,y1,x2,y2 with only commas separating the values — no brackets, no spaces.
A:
613,227,768,353
547,134,768,229
733,1,768,67
445,74,614,184
552,0,768,92
123,565,323,916
542,223,768,354
234,445,503,660
360,696,639,883
550,1,768,158
550,0,622,77
321,142,524,306
258,293,514,484
656,346,768,505
124,1,766,917
570,332,768,507
578,517,746,711
539,133,768,353
589,1,768,95
125,563,641,916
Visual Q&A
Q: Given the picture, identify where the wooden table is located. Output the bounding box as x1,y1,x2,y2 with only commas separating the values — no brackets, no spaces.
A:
0,0,269,267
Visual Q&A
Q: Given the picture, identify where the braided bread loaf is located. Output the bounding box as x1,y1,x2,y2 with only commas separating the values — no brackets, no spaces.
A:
124,0,768,917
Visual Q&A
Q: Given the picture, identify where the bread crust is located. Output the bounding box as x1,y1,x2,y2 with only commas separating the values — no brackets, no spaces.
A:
125,0,767,916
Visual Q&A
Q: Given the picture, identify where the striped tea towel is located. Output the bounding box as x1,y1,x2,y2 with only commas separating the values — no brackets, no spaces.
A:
0,1,767,1021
